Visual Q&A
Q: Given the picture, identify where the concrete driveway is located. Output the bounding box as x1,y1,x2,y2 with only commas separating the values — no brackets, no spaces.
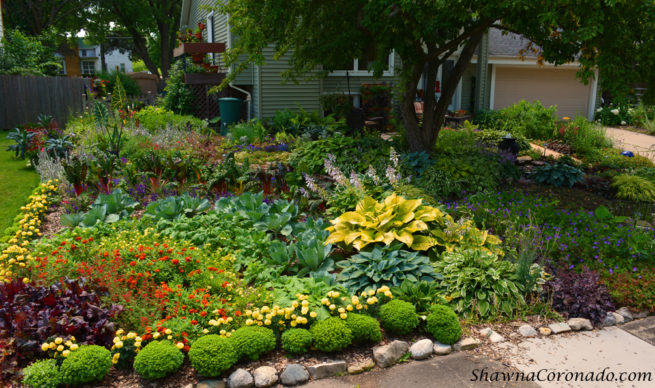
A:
605,127,655,161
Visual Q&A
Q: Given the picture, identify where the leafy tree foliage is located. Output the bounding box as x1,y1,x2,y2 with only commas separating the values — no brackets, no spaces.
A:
0,29,61,76
218,0,655,152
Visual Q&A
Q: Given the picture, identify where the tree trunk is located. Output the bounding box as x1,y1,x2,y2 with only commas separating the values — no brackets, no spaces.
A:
401,32,485,153
100,43,107,72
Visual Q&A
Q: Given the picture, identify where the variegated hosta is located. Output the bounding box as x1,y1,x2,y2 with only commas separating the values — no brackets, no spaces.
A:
325,194,445,251
325,194,503,255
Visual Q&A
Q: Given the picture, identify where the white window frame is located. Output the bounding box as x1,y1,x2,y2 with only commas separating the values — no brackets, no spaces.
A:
329,52,395,77
206,11,215,64
81,60,96,75
79,48,96,58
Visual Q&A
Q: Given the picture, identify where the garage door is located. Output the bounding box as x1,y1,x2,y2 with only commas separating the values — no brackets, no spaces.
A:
493,66,591,118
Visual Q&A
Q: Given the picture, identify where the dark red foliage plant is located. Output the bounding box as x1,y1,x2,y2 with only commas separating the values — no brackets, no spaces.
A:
545,267,615,326
0,278,122,369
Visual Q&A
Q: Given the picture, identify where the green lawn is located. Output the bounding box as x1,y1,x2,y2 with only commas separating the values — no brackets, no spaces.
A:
0,132,40,233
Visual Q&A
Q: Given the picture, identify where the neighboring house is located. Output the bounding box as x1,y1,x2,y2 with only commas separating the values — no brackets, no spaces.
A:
180,1,598,120
58,39,133,77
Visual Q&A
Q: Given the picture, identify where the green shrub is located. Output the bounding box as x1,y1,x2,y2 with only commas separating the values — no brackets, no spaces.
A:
60,345,112,385
281,328,313,355
425,304,462,345
229,119,267,144
98,70,141,97
345,313,382,344
612,174,655,202
310,317,353,352
379,299,419,335
135,105,207,132
188,335,238,377
230,326,276,361
22,359,61,388
133,341,184,380
472,129,531,151
498,100,557,140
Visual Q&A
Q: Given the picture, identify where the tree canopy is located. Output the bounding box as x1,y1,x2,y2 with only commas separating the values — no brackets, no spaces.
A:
219,0,655,152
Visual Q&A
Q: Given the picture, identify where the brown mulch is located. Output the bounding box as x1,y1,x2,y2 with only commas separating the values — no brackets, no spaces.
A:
40,205,65,239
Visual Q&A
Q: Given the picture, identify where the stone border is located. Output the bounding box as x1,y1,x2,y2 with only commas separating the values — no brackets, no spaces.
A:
188,307,648,388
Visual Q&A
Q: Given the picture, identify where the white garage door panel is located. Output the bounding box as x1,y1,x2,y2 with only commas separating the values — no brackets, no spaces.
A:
493,67,591,118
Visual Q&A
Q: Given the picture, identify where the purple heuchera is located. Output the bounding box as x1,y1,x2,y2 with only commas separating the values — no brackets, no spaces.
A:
546,267,615,326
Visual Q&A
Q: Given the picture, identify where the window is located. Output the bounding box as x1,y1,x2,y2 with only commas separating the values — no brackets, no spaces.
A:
120,63,126,72
58,59,66,75
81,61,95,75
79,48,95,57
330,52,395,76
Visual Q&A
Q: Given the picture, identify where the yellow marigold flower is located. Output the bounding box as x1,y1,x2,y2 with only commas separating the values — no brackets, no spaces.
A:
329,304,336,311
41,343,49,352
368,290,375,296
62,350,70,357
167,335,172,340
22,277,30,284
264,319,272,325
245,319,254,326
70,344,79,351
55,338,63,345
290,321,297,327
176,342,184,350
57,345,64,352
153,332,160,339
49,342,56,350
338,307,345,314
346,305,353,311
340,313,347,319
321,298,329,305
164,329,172,335
301,306,309,315
384,290,393,298
115,341,123,349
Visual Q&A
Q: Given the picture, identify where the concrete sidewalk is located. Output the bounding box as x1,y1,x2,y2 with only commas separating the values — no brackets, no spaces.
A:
300,320,655,388
605,127,655,161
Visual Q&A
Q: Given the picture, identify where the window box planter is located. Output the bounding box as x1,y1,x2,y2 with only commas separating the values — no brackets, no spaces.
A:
173,42,226,57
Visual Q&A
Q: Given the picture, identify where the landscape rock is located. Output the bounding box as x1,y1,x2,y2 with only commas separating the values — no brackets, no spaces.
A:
611,312,625,324
373,340,410,368
616,307,634,322
488,332,506,343
453,337,480,351
307,361,347,379
197,380,226,388
409,339,433,360
548,322,572,334
227,369,254,388
253,366,278,388
602,312,617,327
518,324,538,337
509,332,519,339
532,160,546,166
567,318,593,331
280,364,309,386
479,328,493,336
517,156,532,165
635,311,648,319
347,358,375,375
433,341,453,355
538,327,552,336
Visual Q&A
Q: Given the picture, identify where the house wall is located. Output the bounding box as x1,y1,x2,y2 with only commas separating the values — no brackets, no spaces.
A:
103,49,132,73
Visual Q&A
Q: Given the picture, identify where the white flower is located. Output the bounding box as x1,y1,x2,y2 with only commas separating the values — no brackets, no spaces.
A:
349,171,363,189
621,121,627,125
596,107,602,113
366,165,380,185
611,109,620,115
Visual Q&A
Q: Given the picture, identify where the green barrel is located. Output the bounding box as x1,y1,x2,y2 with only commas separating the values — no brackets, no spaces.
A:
218,97,242,135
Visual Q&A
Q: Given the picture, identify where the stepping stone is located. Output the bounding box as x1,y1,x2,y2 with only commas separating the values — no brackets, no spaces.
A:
347,358,375,374
549,322,571,334
453,337,480,351
280,364,309,386
567,318,593,331
518,324,538,337
410,339,433,360
488,332,505,343
433,341,453,355
228,368,254,388
616,307,634,322
253,366,278,388
373,340,409,368
517,155,532,165
307,361,347,379
635,311,648,319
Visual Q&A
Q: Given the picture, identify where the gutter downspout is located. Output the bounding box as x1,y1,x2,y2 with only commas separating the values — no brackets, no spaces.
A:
225,12,251,121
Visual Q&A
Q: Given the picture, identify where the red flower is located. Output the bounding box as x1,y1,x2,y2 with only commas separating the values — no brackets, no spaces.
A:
172,259,179,265
190,320,198,325
129,261,137,267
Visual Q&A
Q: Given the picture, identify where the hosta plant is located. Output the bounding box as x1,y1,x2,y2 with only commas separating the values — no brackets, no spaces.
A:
326,194,502,255
325,194,445,251
531,161,585,188
336,242,439,294
433,249,527,320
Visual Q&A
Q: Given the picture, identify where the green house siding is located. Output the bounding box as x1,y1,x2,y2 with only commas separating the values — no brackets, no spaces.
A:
259,48,321,119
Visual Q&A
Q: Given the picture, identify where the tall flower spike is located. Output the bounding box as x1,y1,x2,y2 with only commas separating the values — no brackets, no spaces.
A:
349,171,363,189
366,165,380,185
324,154,347,186
389,147,399,168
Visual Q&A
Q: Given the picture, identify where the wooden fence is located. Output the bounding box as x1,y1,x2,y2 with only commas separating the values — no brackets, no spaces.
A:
0,75,90,129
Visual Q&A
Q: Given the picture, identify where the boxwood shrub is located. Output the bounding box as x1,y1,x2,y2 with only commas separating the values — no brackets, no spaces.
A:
22,359,61,388
310,317,353,352
379,299,419,335
425,304,462,345
345,313,382,344
133,341,184,380
281,328,313,355
229,326,276,361
60,345,112,385
188,335,238,377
